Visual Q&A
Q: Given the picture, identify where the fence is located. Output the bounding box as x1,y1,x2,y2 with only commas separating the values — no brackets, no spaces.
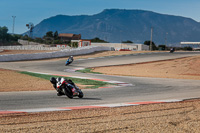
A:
0,45,63,51
0,39,69,51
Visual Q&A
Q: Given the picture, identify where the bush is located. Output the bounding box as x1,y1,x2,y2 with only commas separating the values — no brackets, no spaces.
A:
158,45,166,50
91,37,108,43
70,42,78,48
183,46,193,51
144,40,158,50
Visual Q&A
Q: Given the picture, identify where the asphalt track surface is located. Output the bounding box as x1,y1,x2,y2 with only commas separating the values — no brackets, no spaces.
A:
1,52,200,110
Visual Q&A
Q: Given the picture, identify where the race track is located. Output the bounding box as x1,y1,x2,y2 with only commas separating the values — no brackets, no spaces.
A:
1,52,200,110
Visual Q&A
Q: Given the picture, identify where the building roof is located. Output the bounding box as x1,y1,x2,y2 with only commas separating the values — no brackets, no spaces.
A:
58,33,74,37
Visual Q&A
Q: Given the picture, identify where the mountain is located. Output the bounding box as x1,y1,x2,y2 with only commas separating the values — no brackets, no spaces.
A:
29,9,200,45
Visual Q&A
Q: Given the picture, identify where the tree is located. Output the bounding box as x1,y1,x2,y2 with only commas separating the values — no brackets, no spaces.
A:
0,26,22,46
45,31,53,38
158,45,166,51
122,40,133,43
91,37,108,43
21,35,29,40
26,23,34,38
43,31,54,44
53,39,63,44
144,40,158,50
53,31,58,40
183,46,193,51
0,26,9,42
34,37,44,43
70,42,78,48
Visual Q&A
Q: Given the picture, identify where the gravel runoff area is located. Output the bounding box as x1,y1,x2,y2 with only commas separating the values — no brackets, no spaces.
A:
0,50,200,132
1,99,200,132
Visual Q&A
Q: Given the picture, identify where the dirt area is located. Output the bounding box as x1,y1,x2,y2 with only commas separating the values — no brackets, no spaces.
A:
1,50,200,132
93,55,200,80
1,99,200,132
0,69,52,92
0,69,92,92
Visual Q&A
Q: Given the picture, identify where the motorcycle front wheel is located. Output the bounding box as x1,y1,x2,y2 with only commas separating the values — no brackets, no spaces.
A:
78,90,84,98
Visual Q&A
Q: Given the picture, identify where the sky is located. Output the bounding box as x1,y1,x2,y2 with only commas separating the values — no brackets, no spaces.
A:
1,0,200,34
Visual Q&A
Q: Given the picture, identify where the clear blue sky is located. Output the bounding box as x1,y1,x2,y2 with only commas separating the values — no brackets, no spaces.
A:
1,0,200,34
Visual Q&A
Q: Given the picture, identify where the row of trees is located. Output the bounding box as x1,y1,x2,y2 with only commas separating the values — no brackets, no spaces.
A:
0,26,193,50
0,26,22,45
143,40,193,51
22,31,79,48
21,31,62,45
90,37,108,43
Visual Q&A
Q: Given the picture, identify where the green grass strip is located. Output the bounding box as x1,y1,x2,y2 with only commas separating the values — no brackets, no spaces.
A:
76,68,102,74
19,71,109,89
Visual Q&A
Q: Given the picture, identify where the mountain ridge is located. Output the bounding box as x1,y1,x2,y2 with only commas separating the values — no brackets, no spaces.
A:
29,9,200,45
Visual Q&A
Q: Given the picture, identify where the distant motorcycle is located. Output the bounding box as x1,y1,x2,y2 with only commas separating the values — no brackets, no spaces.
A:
65,56,74,65
50,77,84,99
170,48,175,53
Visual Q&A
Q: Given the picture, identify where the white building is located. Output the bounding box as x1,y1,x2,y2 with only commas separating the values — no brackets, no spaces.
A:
180,42,200,50
91,43,149,51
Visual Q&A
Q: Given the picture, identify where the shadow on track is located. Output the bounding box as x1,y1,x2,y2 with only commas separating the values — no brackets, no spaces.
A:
72,97,102,100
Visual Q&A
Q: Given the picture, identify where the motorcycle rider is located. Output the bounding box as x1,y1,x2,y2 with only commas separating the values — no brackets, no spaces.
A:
170,47,175,53
68,56,74,62
50,77,79,96
65,56,74,66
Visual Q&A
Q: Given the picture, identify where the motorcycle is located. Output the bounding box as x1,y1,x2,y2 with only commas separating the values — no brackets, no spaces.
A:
65,56,73,66
50,77,84,99
169,48,175,53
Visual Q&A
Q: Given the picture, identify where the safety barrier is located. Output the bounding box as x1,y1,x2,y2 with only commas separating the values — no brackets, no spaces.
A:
0,46,111,62
0,45,63,51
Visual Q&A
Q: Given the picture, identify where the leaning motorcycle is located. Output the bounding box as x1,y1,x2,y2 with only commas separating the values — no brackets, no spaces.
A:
65,56,74,65
169,48,175,53
65,59,73,65
51,77,84,99
60,80,84,99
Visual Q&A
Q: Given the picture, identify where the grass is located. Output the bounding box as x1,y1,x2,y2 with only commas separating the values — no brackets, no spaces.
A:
76,68,102,74
19,71,110,89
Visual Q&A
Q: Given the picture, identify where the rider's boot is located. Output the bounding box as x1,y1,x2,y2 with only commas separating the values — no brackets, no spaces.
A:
57,92,63,96
56,88,64,96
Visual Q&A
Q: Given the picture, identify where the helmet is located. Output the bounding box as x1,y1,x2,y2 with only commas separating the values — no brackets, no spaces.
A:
70,56,73,58
50,77,56,84
57,77,61,82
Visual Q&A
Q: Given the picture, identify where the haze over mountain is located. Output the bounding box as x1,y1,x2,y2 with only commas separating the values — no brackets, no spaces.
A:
29,9,200,45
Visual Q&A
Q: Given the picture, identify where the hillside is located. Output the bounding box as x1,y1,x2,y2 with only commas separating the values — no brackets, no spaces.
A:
29,9,200,45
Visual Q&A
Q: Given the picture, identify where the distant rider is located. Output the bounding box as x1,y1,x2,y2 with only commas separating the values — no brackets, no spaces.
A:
65,56,74,65
68,56,74,63
50,77,79,96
